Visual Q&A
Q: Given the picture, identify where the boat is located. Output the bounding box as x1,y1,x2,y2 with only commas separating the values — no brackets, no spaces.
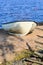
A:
0,0,43,36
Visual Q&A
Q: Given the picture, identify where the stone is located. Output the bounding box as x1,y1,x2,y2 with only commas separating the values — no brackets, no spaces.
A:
0,25,43,65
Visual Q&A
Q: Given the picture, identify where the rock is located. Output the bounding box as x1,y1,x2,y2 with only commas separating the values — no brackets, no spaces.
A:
32,63,39,65
0,25,43,65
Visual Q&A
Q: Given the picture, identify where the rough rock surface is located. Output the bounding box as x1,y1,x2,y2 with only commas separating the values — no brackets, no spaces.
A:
0,25,43,63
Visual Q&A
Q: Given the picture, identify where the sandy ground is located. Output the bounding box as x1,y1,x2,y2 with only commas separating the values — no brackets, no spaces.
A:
0,25,43,63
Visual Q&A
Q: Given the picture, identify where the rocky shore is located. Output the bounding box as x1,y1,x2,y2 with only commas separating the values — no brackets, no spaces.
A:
0,25,43,65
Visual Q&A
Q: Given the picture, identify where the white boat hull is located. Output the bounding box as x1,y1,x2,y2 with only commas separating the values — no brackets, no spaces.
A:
2,22,37,36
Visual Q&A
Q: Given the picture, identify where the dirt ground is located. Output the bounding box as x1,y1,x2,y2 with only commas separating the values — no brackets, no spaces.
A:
0,25,43,63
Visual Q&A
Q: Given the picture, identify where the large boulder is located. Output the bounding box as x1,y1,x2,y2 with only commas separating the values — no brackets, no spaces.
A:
0,25,43,64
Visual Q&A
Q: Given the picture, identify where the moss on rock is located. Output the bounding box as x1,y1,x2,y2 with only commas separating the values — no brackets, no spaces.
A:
0,49,33,65
14,49,33,61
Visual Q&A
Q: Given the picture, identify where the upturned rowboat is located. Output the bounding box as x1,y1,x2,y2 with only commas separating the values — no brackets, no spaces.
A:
0,0,43,36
